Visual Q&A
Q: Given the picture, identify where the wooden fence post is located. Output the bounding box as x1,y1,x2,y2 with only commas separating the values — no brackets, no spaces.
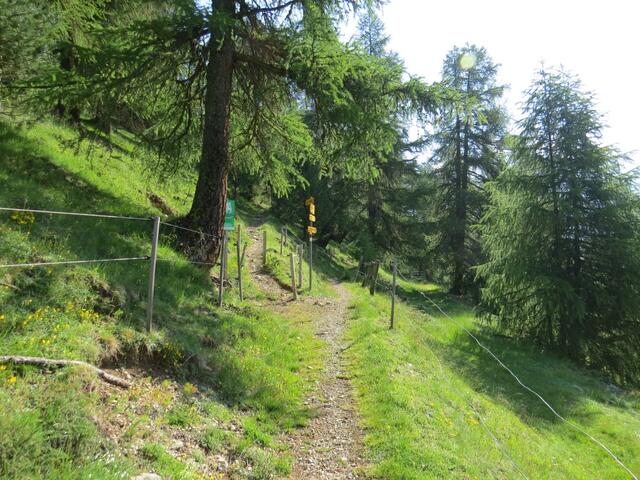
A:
263,230,267,267
361,262,369,287
290,253,298,300
390,260,397,329
369,261,379,296
237,224,243,301
280,227,284,255
146,216,160,333
218,232,227,307
297,244,303,288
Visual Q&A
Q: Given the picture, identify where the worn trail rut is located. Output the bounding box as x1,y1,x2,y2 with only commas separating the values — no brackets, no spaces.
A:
245,227,366,479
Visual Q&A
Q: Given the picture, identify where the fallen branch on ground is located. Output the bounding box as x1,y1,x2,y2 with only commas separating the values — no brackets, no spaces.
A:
0,355,131,388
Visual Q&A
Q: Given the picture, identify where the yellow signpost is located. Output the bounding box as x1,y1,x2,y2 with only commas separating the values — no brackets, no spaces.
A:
305,197,316,289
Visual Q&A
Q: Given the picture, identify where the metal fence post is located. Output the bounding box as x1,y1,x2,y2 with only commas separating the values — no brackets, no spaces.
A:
390,259,397,329
237,224,243,301
146,216,160,333
218,232,227,307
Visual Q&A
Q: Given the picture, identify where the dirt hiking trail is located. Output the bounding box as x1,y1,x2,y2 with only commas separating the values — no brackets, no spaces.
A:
245,226,367,479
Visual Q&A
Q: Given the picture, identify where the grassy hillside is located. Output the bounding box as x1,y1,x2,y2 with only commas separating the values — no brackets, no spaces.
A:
2,119,639,480
344,278,640,479
0,120,326,479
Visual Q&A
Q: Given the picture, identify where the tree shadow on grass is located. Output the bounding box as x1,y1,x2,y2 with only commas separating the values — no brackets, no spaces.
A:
0,122,317,419
398,283,637,432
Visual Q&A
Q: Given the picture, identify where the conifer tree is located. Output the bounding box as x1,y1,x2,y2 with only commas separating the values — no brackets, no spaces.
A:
477,68,640,383
23,0,396,263
429,45,506,294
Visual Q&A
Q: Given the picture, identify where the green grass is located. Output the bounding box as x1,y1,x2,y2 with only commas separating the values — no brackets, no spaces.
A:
5,119,638,480
258,220,338,298
344,280,640,479
0,120,323,479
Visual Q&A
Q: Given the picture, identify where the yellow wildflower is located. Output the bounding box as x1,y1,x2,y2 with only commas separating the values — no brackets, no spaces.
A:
0,365,6,371
6,376,17,385
183,382,198,396
0,314,5,321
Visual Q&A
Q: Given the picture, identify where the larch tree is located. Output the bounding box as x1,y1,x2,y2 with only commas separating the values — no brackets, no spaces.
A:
429,44,506,295
23,0,386,264
349,6,425,260
477,68,640,383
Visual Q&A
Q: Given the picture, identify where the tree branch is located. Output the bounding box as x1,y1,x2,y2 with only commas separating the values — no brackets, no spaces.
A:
0,355,131,388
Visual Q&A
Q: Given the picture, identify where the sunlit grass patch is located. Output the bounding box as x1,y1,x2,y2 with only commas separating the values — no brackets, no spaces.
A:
344,281,640,479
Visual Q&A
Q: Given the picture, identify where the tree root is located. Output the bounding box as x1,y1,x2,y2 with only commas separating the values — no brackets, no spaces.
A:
0,355,131,388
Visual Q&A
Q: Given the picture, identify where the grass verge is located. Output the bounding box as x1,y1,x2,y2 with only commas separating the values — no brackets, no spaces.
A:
0,119,321,479
344,280,640,479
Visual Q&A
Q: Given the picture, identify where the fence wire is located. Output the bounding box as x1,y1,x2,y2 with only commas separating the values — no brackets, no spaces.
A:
160,221,221,239
357,266,528,478
0,256,150,269
0,206,150,221
394,270,638,480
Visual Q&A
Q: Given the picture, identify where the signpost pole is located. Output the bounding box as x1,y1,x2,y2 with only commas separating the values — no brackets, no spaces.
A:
309,236,313,290
305,196,316,291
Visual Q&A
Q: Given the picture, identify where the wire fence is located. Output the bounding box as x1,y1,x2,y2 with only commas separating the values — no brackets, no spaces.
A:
2,205,636,478
0,256,150,269
377,266,637,480
0,206,149,222
0,206,232,332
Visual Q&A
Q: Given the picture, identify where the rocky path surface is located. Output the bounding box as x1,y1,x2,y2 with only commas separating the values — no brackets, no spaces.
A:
245,227,366,479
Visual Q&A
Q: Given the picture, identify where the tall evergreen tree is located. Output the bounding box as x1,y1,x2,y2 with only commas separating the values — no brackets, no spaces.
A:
23,0,396,263
477,68,640,383
269,6,439,263
429,45,506,294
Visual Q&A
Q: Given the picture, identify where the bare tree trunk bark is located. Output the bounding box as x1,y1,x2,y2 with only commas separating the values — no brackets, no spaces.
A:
184,0,235,263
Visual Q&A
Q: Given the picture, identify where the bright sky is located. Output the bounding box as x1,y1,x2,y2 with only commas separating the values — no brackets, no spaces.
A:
368,0,640,167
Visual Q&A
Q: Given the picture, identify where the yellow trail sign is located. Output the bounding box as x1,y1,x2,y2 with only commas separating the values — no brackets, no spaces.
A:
309,214,316,222
307,226,317,235
305,196,315,206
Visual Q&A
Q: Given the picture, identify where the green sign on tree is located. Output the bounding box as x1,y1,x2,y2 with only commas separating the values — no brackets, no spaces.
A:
224,199,235,231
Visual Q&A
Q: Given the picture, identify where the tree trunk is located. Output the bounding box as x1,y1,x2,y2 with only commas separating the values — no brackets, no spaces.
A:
450,113,465,295
55,33,81,124
367,184,378,237
184,0,235,263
